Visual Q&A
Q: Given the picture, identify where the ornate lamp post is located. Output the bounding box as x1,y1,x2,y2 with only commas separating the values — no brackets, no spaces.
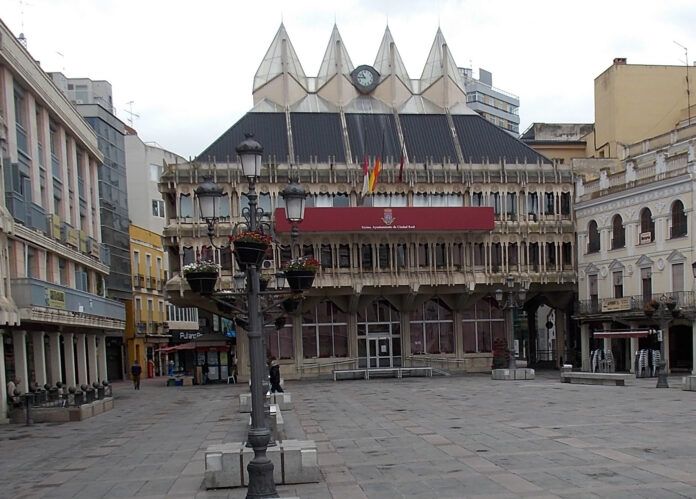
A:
495,276,529,370
194,134,307,499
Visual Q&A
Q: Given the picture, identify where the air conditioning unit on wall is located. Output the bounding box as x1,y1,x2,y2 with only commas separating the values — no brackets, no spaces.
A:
262,260,273,269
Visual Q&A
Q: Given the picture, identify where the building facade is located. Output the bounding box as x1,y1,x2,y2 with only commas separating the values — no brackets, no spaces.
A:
124,129,198,374
161,24,577,381
127,224,168,375
575,123,696,374
0,19,125,406
459,67,520,134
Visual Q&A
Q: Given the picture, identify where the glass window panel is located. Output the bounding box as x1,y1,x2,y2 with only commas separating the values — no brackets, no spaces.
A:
333,324,348,357
318,325,333,357
302,326,317,359
463,321,477,353
440,322,454,354
477,322,492,353
410,324,424,354
425,323,439,353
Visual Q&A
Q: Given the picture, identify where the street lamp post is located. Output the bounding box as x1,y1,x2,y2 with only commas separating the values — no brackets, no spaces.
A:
495,276,528,370
195,134,307,499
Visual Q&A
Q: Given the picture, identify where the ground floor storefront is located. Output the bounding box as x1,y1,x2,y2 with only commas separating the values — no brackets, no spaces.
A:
158,332,235,384
233,294,573,381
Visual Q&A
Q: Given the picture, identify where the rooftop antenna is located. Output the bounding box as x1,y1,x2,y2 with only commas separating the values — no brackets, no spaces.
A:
674,41,691,126
123,100,140,127
17,0,34,48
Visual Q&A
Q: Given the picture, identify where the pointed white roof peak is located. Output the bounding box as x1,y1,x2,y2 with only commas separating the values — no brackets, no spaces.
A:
420,28,465,92
254,23,307,92
373,26,410,86
316,24,354,89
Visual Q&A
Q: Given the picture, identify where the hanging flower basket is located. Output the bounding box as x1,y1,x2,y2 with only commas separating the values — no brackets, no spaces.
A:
282,257,319,292
259,277,269,292
183,261,219,295
665,298,677,311
282,297,303,313
231,231,272,268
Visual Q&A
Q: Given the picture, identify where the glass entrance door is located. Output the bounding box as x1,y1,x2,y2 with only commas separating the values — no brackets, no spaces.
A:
368,337,392,368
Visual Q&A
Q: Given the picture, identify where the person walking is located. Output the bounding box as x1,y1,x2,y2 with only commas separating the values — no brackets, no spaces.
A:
131,360,142,390
268,357,283,393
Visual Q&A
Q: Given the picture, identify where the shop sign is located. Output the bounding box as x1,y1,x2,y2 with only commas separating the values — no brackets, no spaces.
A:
601,297,631,312
177,331,203,341
46,288,66,309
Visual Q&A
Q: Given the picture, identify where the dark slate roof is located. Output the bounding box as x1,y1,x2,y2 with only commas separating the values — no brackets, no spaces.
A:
452,115,550,164
400,114,458,163
345,114,400,162
197,111,549,165
290,113,345,163
197,113,288,162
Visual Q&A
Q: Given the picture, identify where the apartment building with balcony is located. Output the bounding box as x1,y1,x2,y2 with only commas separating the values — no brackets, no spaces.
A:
160,24,577,380
459,67,520,135
575,123,696,374
0,19,126,402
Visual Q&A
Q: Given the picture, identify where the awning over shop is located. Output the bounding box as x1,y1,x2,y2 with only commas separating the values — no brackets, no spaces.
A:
593,330,653,339
156,342,197,353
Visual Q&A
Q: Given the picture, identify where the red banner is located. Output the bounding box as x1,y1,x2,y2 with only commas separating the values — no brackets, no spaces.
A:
274,207,494,233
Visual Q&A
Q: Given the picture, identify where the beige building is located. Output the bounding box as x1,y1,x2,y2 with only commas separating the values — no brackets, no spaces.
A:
589,58,696,159
0,19,125,416
162,24,577,381
575,122,696,374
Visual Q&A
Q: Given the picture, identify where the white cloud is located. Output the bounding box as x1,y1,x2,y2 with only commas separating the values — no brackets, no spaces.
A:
3,0,695,156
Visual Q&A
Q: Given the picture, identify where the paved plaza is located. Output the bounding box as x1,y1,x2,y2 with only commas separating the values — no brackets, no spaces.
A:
2,373,696,498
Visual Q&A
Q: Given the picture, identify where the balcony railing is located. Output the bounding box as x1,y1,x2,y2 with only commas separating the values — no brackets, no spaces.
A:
578,292,696,315
11,277,125,321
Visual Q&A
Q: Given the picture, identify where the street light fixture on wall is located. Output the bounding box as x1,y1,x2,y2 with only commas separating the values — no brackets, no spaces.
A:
496,276,529,369
192,133,307,499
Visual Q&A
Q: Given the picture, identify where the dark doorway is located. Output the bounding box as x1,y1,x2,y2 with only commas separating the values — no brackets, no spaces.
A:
669,325,692,372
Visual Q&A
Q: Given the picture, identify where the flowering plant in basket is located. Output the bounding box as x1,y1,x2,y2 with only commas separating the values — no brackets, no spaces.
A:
182,260,219,275
283,257,321,272
229,231,272,246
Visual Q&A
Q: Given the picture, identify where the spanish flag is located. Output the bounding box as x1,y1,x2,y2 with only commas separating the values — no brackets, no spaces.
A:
369,156,382,192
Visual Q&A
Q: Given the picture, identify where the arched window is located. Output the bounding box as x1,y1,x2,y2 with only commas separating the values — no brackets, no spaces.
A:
640,208,654,243
611,215,625,249
587,220,600,253
671,200,687,238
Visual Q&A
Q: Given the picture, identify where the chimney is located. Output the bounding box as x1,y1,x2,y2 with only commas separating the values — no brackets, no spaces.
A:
613,57,627,65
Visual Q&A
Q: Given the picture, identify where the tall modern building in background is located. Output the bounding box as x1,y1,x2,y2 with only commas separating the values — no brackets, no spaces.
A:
459,67,520,134
50,73,132,303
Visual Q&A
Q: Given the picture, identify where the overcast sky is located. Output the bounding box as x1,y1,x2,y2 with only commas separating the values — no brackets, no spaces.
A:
2,0,695,157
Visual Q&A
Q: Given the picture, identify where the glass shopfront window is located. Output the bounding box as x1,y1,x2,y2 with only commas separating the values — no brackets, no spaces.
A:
357,300,401,368
462,298,505,353
302,301,348,358
410,299,454,354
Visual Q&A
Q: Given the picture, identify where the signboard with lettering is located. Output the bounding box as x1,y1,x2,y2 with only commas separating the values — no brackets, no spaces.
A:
275,207,495,233
79,231,88,253
46,289,66,309
67,228,79,248
640,232,652,244
601,297,631,312
49,214,61,240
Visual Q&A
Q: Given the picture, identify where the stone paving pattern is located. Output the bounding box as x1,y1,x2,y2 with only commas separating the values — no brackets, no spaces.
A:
1,373,696,498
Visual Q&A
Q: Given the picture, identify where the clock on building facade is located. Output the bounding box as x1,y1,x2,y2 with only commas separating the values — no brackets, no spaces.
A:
351,65,380,94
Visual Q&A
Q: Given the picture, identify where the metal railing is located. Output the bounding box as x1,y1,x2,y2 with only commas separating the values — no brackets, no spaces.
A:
299,357,359,376
578,291,696,315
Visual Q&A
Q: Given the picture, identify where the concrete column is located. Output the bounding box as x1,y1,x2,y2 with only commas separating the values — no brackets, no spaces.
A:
692,322,696,375
63,332,76,388
31,331,47,387
581,324,590,371
87,334,98,384
97,335,108,382
454,310,464,359
0,331,8,423
292,314,302,377
76,333,88,386
630,337,639,373
12,330,29,393
48,333,62,385
401,312,412,357
347,313,358,359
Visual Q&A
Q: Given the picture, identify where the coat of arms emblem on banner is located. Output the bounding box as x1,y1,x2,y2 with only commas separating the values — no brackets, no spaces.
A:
381,208,396,226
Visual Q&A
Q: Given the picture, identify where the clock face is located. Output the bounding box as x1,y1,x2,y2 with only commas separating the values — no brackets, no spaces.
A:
351,65,380,94
356,69,374,87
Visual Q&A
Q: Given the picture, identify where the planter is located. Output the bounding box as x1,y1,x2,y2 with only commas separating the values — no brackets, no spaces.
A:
666,301,677,311
282,297,302,313
259,279,269,292
285,270,315,291
185,271,218,295
233,241,269,268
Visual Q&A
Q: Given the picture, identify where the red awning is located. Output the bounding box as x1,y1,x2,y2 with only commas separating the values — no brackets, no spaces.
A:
156,342,197,353
593,330,652,339
274,207,495,233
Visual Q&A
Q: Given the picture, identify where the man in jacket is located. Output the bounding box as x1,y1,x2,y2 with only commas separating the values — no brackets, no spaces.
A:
131,360,142,390
268,357,283,393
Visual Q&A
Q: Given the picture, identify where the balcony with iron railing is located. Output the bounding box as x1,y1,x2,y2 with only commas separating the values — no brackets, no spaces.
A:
577,292,696,316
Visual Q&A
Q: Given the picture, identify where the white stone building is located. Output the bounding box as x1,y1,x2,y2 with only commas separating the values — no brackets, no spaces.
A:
575,125,696,374
0,19,125,417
